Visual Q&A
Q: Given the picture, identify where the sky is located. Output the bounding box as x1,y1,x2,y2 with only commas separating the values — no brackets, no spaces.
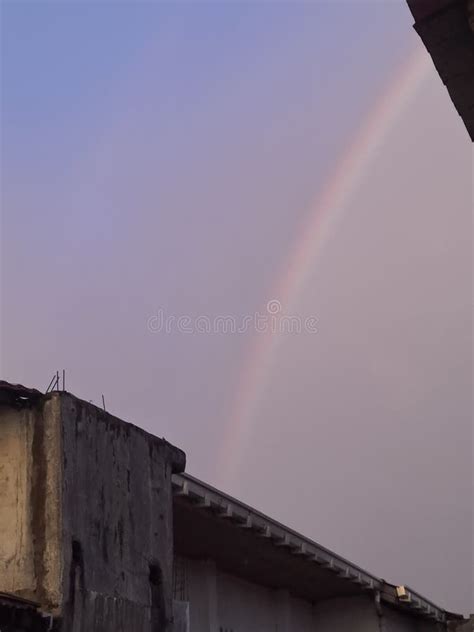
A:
1,0,472,616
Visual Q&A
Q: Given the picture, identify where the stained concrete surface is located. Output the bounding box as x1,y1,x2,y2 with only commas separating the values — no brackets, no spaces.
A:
0,388,185,632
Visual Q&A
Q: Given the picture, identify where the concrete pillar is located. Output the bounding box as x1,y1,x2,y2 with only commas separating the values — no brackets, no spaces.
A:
0,400,62,611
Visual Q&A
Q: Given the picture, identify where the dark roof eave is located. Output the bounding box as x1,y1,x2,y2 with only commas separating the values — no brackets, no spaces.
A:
407,0,474,140
173,473,458,623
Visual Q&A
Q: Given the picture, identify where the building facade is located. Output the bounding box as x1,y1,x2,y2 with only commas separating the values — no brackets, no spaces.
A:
172,474,469,632
0,383,185,631
0,383,470,631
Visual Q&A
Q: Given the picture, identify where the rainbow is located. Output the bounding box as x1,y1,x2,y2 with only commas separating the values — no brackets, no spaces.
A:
217,46,431,489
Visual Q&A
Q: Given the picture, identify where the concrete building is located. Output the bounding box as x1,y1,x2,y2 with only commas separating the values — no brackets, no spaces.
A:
406,0,474,140
172,474,470,632
0,382,185,631
0,383,471,631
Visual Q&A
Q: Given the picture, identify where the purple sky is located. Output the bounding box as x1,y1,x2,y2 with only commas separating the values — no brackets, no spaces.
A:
1,0,472,615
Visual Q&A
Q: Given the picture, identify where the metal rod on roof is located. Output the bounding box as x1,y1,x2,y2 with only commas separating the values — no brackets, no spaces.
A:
62,369,65,392
102,394,106,411
46,374,56,393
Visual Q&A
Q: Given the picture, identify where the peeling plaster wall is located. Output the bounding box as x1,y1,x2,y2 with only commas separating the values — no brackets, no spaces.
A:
0,406,35,597
0,398,63,611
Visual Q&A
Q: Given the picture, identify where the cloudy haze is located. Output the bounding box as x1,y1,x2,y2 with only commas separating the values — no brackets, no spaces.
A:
1,0,472,615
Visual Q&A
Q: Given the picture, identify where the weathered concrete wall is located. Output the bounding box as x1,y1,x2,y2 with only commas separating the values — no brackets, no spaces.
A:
0,398,63,612
0,389,185,632
0,405,35,598
58,393,185,632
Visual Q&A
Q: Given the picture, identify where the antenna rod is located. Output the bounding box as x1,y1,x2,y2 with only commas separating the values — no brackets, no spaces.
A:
46,374,56,393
